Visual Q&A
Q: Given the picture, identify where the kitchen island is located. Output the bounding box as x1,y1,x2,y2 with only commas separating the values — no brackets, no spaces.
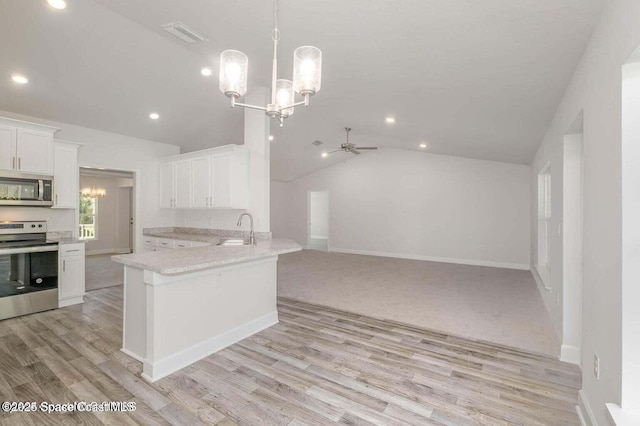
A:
111,238,301,382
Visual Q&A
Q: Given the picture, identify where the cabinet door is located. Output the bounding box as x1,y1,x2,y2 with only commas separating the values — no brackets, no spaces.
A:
174,160,192,208
52,143,78,209
230,150,249,209
191,156,211,208
159,162,175,208
16,129,54,174
59,255,85,300
212,154,232,208
0,125,16,171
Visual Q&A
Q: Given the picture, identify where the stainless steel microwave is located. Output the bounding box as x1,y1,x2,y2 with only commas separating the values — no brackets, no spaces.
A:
0,173,53,206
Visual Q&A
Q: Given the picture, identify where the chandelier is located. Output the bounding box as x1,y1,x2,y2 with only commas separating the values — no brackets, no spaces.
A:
218,0,322,127
81,187,106,198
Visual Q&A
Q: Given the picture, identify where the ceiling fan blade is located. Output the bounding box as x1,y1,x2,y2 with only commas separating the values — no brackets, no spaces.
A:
327,149,342,154
348,148,361,155
354,146,378,150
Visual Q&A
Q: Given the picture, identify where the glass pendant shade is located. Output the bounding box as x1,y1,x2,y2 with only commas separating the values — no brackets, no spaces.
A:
219,50,248,98
293,46,322,95
276,79,295,117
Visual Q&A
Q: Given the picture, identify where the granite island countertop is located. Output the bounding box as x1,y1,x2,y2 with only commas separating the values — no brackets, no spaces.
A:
111,238,301,275
144,231,225,244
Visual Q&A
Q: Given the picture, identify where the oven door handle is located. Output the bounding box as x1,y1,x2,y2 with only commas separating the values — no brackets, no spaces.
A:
0,245,59,255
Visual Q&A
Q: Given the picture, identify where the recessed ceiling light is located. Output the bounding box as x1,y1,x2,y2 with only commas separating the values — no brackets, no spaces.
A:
419,143,427,149
11,74,29,84
47,0,67,10
201,67,212,76
385,116,396,124
321,152,328,158
268,135,275,141
149,113,160,120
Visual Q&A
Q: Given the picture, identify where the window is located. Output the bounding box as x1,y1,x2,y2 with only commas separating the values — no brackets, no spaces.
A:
79,193,97,240
537,165,551,271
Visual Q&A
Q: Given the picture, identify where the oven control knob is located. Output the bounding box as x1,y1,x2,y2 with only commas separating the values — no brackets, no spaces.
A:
38,224,43,228
31,224,36,228
36,278,43,284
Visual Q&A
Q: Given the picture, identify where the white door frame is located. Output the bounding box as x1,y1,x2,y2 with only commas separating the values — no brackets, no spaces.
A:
307,190,330,251
560,117,584,366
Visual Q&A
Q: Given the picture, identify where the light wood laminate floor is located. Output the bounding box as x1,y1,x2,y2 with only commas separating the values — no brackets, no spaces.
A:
0,286,581,425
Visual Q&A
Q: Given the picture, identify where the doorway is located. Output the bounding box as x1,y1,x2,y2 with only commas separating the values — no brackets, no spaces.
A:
79,167,135,291
307,191,329,251
561,112,584,365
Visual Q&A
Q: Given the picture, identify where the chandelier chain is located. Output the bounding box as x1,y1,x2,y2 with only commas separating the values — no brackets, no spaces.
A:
272,0,280,42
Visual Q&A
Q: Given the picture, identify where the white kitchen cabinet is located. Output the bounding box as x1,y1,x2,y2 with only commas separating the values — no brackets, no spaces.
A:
159,145,249,210
159,162,175,208
191,155,211,208
211,151,249,209
174,160,192,208
52,141,81,209
58,243,85,307
16,129,54,174
0,118,58,175
0,125,16,170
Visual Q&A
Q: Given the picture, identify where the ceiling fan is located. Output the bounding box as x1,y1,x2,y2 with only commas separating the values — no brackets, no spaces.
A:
318,127,378,156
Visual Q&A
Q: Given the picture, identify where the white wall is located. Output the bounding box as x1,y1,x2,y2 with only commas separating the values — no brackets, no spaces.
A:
175,88,271,233
272,148,531,269
309,191,329,238
529,0,640,423
0,109,180,252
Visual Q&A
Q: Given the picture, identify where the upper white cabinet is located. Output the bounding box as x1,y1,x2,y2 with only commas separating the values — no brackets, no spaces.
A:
160,145,249,210
52,140,81,209
0,118,58,175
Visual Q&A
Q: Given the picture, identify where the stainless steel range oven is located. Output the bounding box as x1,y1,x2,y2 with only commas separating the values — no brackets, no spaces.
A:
0,221,58,320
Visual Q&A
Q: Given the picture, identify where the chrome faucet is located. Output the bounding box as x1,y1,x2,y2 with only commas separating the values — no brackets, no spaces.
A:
237,213,256,245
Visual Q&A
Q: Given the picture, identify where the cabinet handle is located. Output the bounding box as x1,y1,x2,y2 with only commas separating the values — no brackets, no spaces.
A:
55,194,58,205
12,157,15,169
18,158,20,170
63,260,66,271
66,249,80,253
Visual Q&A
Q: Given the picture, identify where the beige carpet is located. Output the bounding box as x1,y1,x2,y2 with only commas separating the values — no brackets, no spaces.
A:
277,250,560,356
85,254,124,291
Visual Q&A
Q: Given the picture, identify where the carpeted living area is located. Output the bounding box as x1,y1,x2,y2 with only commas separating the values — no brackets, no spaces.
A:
277,249,559,357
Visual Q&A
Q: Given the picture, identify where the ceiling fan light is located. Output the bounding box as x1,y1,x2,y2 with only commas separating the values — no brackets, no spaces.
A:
219,50,248,98
276,79,295,117
293,46,322,95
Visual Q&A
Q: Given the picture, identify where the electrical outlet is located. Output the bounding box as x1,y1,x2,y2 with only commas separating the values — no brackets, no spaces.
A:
594,354,600,379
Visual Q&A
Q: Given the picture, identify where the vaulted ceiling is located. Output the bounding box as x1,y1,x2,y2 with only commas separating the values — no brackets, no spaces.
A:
0,0,605,181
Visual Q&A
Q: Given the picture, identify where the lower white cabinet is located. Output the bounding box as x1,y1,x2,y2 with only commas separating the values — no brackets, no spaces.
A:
142,236,209,252
58,243,85,307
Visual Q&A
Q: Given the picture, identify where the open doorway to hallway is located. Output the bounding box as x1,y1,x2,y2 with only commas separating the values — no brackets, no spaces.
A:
561,112,584,366
79,167,135,291
307,191,329,251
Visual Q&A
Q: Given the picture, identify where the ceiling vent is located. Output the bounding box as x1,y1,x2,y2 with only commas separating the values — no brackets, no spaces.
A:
161,22,208,43
312,140,324,146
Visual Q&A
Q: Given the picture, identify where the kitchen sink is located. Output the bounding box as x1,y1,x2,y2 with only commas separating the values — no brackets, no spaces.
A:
216,238,251,246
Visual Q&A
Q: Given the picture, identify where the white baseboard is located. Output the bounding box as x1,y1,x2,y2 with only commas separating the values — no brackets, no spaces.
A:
561,344,582,366
86,248,131,256
329,247,530,271
120,347,145,363
577,389,598,426
142,310,278,382
58,295,84,308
